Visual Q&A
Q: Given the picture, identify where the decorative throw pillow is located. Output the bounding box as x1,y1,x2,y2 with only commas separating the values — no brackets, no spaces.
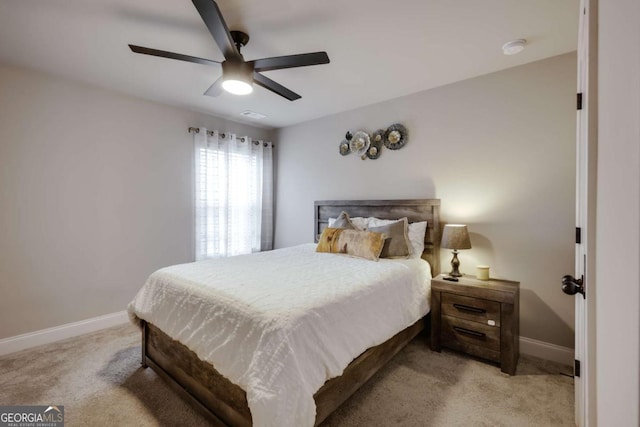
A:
329,211,357,230
367,217,428,258
316,228,387,261
328,213,367,230
368,218,411,258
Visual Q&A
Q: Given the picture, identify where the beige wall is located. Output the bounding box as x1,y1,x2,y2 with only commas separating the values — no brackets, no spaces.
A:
275,53,577,348
0,63,274,339
596,0,639,423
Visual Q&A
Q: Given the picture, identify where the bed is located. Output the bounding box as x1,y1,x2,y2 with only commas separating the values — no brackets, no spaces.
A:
129,199,441,426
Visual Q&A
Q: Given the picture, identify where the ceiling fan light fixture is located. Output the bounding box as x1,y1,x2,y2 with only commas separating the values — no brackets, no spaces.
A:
222,79,253,95
221,60,254,95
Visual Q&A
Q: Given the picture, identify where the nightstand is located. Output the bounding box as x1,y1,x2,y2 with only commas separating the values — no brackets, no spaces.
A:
430,274,520,375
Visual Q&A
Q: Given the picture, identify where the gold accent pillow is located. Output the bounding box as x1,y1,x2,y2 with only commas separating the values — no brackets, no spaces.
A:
316,228,387,261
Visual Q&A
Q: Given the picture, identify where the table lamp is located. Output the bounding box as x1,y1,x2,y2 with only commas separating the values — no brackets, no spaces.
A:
441,224,471,277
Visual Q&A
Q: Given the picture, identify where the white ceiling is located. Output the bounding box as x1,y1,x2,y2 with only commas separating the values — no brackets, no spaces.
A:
0,0,578,129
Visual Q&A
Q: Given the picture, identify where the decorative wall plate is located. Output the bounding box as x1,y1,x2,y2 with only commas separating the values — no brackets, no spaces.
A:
339,140,350,155
349,131,370,155
383,123,408,150
371,129,385,144
367,129,385,159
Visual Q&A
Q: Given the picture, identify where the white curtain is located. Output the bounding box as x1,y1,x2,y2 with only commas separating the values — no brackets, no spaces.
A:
194,128,274,260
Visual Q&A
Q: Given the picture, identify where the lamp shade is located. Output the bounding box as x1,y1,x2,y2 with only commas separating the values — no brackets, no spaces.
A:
441,224,471,250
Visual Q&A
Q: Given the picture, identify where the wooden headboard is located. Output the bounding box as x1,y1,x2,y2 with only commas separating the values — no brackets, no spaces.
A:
314,199,441,276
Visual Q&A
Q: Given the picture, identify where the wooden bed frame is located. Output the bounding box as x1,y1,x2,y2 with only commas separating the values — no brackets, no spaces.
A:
140,199,441,426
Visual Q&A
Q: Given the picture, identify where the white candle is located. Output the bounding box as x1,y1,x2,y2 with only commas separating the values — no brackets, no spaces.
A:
476,265,490,281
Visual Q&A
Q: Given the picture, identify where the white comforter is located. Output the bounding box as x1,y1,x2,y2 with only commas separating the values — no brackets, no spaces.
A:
128,244,431,427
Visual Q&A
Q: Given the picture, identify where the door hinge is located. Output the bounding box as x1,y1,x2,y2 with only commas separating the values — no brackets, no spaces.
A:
577,93,583,110
575,359,581,377
576,227,582,244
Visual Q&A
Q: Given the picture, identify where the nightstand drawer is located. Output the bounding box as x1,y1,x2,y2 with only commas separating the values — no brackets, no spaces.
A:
441,315,500,353
442,293,501,326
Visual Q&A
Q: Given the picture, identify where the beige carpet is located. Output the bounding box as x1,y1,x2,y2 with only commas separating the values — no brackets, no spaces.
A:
0,323,574,426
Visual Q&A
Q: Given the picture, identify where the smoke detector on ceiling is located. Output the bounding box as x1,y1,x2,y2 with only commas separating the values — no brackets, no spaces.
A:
502,39,527,55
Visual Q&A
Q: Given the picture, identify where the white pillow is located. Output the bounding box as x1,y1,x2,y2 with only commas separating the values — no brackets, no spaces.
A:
366,217,395,226
407,221,427,258
328,216,368,230
367,217,427,258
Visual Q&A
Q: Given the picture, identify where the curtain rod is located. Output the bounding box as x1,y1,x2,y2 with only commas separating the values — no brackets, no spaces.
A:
188,127,274,148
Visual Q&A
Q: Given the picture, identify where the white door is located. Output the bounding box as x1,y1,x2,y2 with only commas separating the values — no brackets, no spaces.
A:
565,0,595,425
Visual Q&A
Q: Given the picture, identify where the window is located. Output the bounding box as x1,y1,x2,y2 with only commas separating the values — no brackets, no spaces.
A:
194,130,273,260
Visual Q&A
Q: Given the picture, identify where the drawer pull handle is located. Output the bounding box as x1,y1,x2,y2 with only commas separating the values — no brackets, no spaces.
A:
453,326,486,338
453,303,486,314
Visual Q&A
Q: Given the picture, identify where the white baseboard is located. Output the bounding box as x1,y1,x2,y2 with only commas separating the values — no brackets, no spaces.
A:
0,311,129,356
520,336,574,366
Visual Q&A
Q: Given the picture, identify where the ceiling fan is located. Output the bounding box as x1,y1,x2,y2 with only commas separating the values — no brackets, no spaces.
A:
128,0,330,101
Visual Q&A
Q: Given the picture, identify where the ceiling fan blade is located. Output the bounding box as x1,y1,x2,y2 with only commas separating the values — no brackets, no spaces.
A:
250,52,330,72
191,0,239,59
204,77,223,97
128,45,221,66
253,72,301,101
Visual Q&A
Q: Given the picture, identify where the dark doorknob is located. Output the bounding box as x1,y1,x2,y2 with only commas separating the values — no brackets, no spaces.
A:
562,275,585,297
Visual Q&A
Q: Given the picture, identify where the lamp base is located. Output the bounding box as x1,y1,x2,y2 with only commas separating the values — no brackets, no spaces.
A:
449,250,462,277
